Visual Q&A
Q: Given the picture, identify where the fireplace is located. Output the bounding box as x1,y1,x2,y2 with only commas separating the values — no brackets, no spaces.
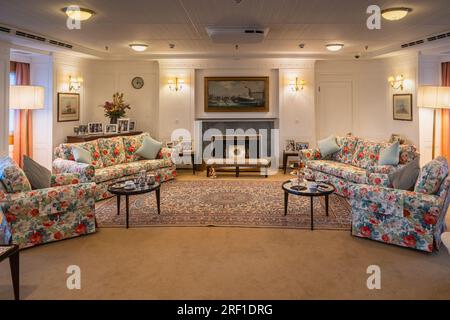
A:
196,119,277,162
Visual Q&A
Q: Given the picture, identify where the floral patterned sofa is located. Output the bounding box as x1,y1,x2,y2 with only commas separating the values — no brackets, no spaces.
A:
0,156,96,249
52,133,176,201
300,135,419,197
348,157,450,252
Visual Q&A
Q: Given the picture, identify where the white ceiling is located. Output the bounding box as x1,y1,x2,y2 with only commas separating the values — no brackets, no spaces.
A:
0,0,450,59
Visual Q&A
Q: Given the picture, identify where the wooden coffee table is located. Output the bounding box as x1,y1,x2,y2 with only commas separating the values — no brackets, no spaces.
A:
0,245,19,300
282,180,335,230
108,182,161,229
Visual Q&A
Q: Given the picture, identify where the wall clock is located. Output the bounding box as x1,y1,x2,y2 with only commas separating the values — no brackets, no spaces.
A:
131,77,144,89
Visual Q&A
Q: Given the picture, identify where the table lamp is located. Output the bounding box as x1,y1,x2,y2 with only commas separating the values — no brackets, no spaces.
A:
417,85,450,159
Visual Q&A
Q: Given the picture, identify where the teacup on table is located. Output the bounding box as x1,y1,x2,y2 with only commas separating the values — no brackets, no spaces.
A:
309,182,318,192
124,181,136,190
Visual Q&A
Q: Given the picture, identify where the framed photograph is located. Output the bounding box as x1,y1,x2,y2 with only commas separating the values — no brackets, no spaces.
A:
105,124,118,134
57,93,80,122
129,121,136,131
78,125,88,135
117,118,130,133
204,77,269,113
295,142,309,151
389,134,405,145
393,94,413,121
285,139,295,152
88,122,103,134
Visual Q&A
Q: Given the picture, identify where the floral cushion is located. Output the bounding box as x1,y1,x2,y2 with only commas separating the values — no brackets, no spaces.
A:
367,173,392,187
0,157,32,193
59,141,103,169
306,160,368,184
50,173,81,187
414,157,449,195
399,144,418,165
334,136,359,164
300,148,321,160
98,137,127,167
94,159,172,183
351,141,382,169
349,184,404,216
367,165,404,175
122,133,150,162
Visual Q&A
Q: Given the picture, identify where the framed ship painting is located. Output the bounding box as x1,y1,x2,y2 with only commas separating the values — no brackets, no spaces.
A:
205,77,269,112
57,93,80,122
393,94,413,121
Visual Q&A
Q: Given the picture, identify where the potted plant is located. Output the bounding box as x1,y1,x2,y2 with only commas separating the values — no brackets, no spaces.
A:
103,92,131,124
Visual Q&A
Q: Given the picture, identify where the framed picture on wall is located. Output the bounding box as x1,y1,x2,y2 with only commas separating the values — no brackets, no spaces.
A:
57,93,80,122
204,77,269,113
393,94,413,121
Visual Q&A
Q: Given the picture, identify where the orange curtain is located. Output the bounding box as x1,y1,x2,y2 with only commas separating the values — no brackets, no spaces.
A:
442,62,450,160
11,62,32,167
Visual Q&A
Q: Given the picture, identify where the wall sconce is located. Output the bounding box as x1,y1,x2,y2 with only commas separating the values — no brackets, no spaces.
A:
168,77,184,92
388,75,404,90
289,77,305,91
69,76,83,91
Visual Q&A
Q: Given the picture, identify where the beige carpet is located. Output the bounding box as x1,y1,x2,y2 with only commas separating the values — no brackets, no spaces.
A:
0,170,449,300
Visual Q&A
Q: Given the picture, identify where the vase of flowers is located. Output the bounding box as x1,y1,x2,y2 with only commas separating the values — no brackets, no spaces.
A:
103,92,131,124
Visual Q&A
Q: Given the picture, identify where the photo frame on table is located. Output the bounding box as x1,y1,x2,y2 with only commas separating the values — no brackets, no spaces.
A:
285,139,295,152
78,125,88,135
57,93,80,122
129,121,136,131
105,124,118,134
88,122,103,134
295,142,309,151
393,94,413,121
117,118,130,133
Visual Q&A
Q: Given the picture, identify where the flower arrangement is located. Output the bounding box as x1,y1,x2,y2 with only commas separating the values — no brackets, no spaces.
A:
103,92,131,124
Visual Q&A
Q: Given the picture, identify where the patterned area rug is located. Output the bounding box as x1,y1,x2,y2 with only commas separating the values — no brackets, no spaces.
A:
96,180,351,230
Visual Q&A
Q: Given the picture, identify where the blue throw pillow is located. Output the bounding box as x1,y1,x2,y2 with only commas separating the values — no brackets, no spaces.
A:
379,141,400,166
317,135,340,158
136,137,163,160
72,146,92,164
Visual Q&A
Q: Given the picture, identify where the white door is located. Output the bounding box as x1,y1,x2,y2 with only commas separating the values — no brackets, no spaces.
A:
317,81,353,139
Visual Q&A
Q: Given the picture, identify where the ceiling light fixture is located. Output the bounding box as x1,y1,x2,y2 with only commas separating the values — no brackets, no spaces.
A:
129,44,148,52
62,7,96,21
326,43,344,52
381,7,412,21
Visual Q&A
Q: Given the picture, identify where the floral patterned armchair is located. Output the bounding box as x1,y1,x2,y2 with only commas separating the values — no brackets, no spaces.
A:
0,157,97,249
348,157,450,252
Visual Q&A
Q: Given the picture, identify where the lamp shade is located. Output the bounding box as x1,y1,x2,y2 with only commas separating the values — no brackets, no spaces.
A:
9,85,45,110
417,86,450,109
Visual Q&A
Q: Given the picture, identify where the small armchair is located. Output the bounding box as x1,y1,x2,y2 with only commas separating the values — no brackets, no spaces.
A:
348,157,450,252
0,157,97,249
